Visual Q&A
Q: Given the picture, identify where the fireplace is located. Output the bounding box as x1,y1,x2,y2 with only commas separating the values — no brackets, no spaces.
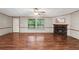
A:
53,24,68,35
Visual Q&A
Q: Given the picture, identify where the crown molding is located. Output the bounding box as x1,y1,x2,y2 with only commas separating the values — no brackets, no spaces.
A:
0,12,12,17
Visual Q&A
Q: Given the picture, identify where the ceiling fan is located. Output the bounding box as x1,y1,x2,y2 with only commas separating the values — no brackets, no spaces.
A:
33,8,46,15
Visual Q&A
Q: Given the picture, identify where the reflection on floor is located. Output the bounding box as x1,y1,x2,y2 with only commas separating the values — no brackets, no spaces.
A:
0,33,79,50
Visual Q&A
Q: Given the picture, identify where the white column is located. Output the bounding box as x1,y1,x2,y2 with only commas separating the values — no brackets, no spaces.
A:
13,17,19,32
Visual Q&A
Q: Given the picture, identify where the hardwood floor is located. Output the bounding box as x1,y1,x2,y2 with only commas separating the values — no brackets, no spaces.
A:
0,33,79,50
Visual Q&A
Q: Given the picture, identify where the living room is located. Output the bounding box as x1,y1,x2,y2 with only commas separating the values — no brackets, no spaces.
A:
0,8,79,50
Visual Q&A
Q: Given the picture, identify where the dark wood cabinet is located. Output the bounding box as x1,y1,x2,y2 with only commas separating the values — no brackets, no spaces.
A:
53,24,68,35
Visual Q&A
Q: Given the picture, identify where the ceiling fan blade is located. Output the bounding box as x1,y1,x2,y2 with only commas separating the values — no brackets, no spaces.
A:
33,8,46,14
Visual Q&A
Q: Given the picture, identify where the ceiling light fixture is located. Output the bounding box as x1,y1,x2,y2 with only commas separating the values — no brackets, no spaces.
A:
34,8,39,16
33,8,46,16
34,12,39,15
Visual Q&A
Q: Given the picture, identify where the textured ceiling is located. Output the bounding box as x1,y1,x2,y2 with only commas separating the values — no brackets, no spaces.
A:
0,8,79,17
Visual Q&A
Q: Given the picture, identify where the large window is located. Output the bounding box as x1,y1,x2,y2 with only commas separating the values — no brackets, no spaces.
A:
28,19,35,28
36,19,44,28
28,19,44,29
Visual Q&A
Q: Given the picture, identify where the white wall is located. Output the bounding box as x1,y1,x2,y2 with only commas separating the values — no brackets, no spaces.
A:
12,15,71,34
0,14,12,36
20,17,53,33
70,11,79,39
13,18,19,32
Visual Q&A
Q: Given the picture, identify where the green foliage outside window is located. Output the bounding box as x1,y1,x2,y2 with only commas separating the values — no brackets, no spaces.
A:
28,19,35,28
28,19,44,29
37,19,44,26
